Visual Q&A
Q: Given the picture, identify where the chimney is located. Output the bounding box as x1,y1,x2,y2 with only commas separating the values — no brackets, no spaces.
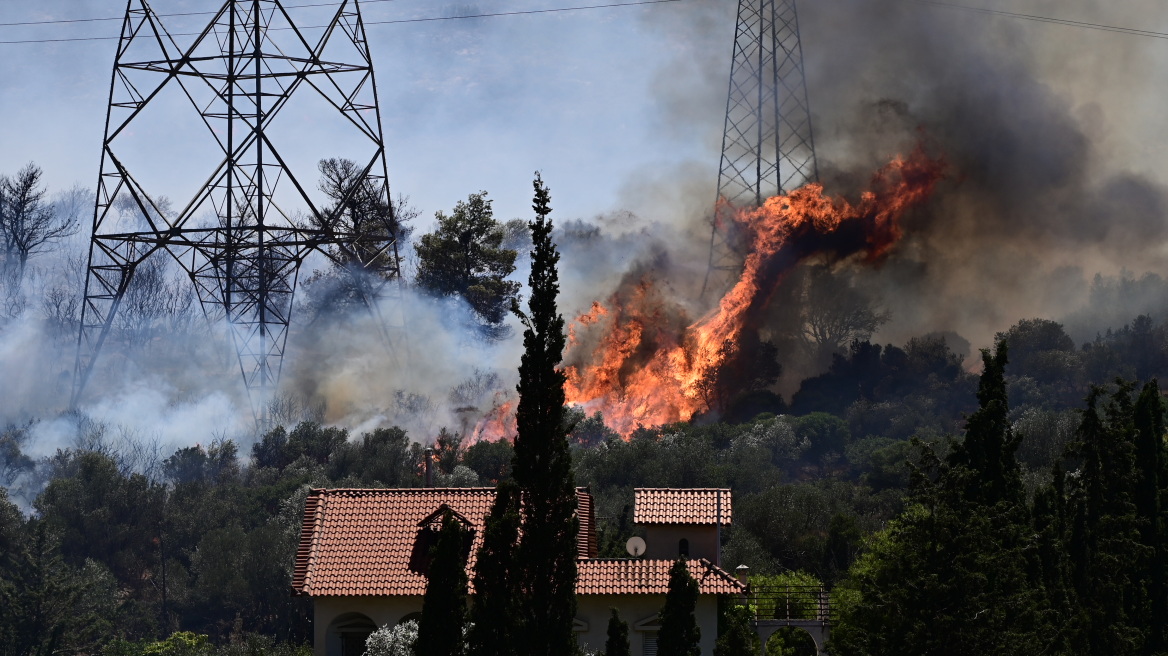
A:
736,564,750,598
424,447,435,488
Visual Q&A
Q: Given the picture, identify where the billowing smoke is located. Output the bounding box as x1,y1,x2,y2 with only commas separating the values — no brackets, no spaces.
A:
623,0,1168,351
3,0,1167,479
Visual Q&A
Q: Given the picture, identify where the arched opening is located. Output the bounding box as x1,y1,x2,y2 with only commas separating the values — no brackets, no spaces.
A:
398,611,423,626
763,626,819,656
678,538,690,557
326,612,377,656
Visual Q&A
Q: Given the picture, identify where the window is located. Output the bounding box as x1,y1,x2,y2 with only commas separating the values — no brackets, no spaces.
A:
678,538,689,557
328,613,377,656
643,632,658,656
341,633,367,656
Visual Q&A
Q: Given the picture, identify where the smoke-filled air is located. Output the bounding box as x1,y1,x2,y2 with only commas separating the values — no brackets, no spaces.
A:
6,0,1168,652
3,0,1168,476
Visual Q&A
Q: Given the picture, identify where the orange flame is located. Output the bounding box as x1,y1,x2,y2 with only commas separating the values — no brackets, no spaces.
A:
470,398,517,443
568,301,608,347
563,147,946,437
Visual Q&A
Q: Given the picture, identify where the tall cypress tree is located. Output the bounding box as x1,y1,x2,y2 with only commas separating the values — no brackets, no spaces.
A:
1032,461,1076,653
948,341,1022,507
416,512,469,656
1065,385,1151,654
1133,380,1167,653
657,560,701,656
605,608,631,656
511,172,578,655
467,480,521,656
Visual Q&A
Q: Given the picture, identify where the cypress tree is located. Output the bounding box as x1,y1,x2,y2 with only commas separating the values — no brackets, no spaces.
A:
834,344,1052,656
948,341,1022,507
1133,380,1167,653
1064,385,1151,654
605,608,631,656
467,480,522,656
657,560,701,656
511,172,578,655
1032,462,1076,652
416,512,469,656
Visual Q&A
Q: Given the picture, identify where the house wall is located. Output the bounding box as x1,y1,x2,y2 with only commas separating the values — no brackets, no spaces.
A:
643,525,720,563
313,596,423,656
314,593,719,656
575,594,719,656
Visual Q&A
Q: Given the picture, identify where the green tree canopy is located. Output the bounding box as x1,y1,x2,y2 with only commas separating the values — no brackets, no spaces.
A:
833,344,1051,656
414,191,519,331
714,599,757,656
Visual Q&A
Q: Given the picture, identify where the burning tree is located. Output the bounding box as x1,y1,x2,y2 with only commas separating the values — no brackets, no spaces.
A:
563,147,945,436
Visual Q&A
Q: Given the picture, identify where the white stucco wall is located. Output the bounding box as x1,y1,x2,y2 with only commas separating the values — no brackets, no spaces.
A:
575,594,719,656
314,593,720,656
314,596,424,656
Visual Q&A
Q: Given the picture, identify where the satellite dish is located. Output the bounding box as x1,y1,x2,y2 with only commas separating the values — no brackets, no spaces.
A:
626,536,646,557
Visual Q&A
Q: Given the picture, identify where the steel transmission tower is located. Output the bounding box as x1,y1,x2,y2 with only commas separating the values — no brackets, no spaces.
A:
74,0,403,407
703,0,818,296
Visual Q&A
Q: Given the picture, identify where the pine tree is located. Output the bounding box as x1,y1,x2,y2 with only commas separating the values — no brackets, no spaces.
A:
605,608,631,656
467,480,521,656
416,512,469,656
511,172,578,655
657,560,700,656
414,191,520,332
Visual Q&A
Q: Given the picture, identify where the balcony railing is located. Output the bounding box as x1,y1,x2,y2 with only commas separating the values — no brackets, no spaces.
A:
745,585,833,623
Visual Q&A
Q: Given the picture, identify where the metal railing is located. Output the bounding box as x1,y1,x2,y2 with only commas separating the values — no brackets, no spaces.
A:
746,585,833,623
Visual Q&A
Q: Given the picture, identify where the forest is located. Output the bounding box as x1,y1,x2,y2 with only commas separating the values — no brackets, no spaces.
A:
2,162,1168,656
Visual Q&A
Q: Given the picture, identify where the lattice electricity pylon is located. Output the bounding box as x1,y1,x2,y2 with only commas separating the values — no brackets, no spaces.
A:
702,0,819,296
73,0,403,409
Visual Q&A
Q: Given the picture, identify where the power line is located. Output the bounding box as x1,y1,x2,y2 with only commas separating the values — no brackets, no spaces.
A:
0,0,683,45
917,0,1168,41
368,0,682,25
0,0,401,27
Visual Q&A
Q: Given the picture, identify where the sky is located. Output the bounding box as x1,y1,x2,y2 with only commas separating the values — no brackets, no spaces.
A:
0,0,726,230
2,0,1168,459
1,0,1166,233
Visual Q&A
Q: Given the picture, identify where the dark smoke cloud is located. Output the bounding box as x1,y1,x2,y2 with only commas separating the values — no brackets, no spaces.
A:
636,0,1168,352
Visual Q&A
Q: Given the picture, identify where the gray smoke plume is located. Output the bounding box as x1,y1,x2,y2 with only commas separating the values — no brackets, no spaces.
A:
4,0,1168,476
630,0,1168,353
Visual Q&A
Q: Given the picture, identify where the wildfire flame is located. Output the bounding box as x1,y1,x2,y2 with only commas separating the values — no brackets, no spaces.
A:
470,398,517,443
563,146,946,437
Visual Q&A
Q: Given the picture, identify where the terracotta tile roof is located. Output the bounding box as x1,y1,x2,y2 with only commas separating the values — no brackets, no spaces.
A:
576,558,745,595
633,488,732,525
293,487,598,597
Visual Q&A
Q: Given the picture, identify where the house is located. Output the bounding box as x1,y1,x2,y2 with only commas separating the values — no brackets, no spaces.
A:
292,486,742,656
